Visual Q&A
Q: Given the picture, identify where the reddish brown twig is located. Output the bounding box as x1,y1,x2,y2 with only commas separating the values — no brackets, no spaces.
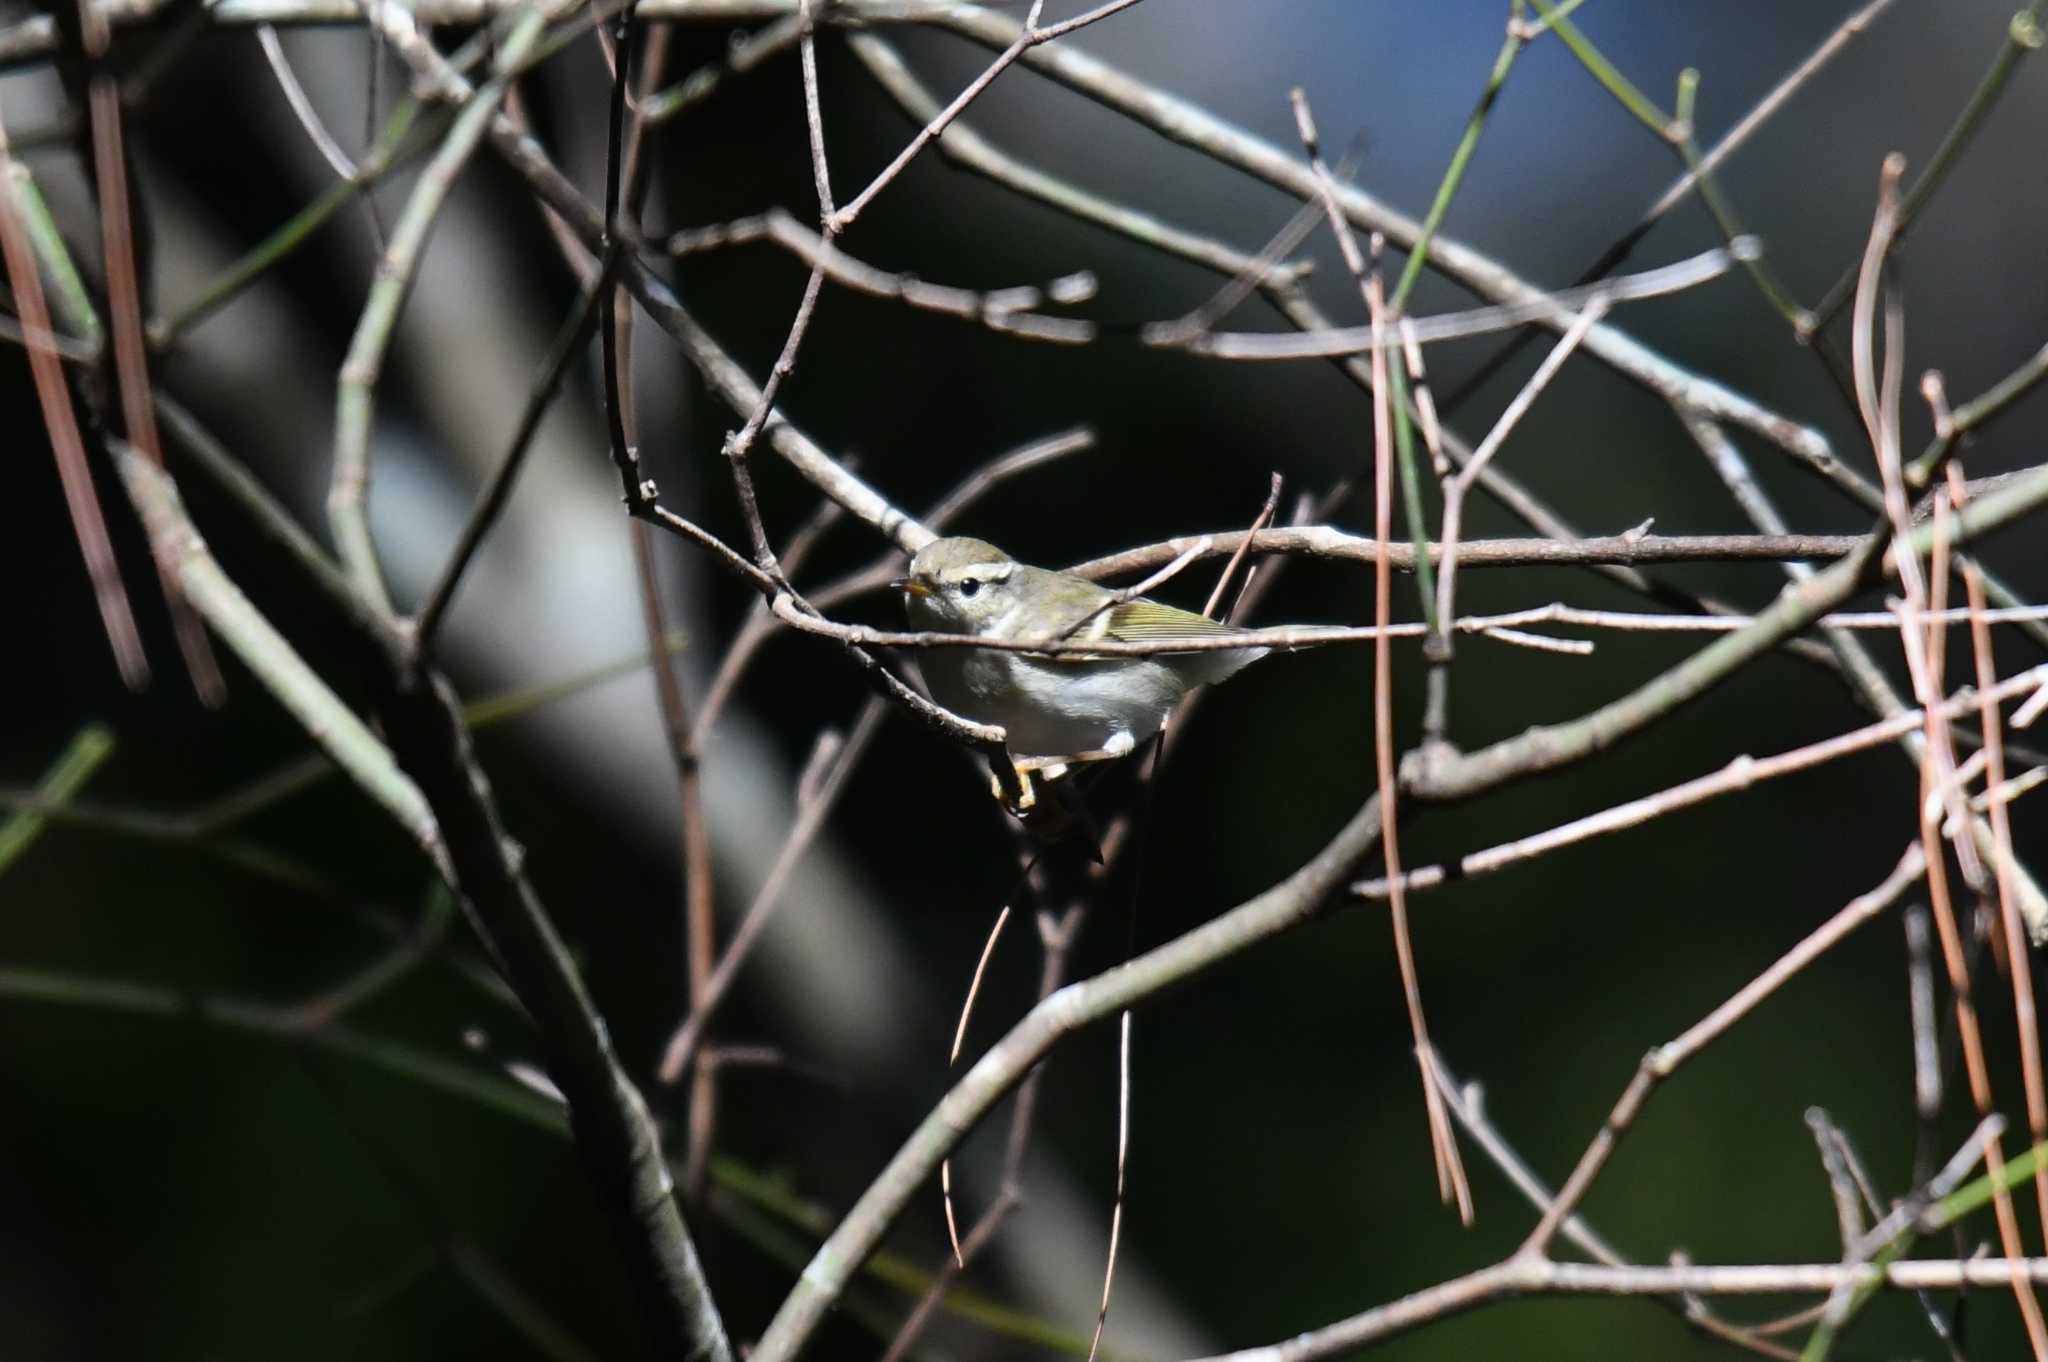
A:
1953,462,2048,1235
0,120,148,689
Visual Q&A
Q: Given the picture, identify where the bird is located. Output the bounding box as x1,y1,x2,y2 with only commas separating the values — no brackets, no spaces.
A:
893,536,1269,804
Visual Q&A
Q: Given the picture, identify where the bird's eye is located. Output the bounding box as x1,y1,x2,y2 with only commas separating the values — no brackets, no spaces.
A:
958,578,982,599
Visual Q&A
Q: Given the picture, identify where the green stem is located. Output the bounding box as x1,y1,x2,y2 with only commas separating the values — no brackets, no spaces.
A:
1380,8,1527,646
463,631,691,726
1808,1,2048,334
112,449,443,862
151,95,431,347
1801,1143,2048,1360
1518,0,1589,39
149,7,601,348
1388,10,1527,312
1511,18,2048,667
1907,338,2048,489
1670,68,1810,332
0,724,115,876
5,162,101,343
1525,0,1674,136
1933,1144,2048,1227
1387,354,1438,637
642,12,802,123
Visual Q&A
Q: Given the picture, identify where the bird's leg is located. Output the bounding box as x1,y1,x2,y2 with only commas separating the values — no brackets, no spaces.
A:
989,762,1039,812
999,733,1136,810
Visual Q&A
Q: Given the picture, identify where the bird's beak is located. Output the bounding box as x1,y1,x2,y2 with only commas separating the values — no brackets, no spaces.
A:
891,575,933,599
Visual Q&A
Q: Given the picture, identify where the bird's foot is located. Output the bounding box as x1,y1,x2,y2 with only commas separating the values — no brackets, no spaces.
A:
994,736,1137,815
989,763,1039,812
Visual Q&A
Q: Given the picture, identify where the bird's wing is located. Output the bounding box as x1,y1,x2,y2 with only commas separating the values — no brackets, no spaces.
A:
1028,598,1245,663
1102,598,1242,646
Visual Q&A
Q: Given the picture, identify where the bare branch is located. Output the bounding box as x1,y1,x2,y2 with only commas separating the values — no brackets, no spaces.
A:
1153,243,1735,360
1356,661,2048,903
668,208,1096,342
1066,527,1863,578
330,12,545,612
749,792,1388,1361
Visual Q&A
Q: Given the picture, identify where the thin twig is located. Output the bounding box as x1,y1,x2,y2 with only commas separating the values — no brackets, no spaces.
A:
78,0,225,701
1958,469,2048,1226
1355,661,2048,902
827,0,1143,232
1431,297,1609,650
1518,842,1927,1258
748,778,1388,1360
1805,0,2048,335
715,0,842,568
1848,153,2047,1356
1067,527,1863,578
1354,206,1469,1219
1153,242,1744,360
655,697,889,1084
1404,461,2048,803
916,0,1830,470
0,725,116,878
1442,0,1893,408
693,490,851,742
150,92,434,346
642,12,803,122
330,11,545,612
1083,1008,1133,1362
880,896,1087,1362
1200,475,1282,619
1445,1053,1821,1359
413,256,614,652
0,117,148,688
841,18,1848,693
112,449,443,861
121,369,734,1362
1291,89,1438,643
1905,907,1943,1182
1805,1108,1868,1255
668,209,1096,342
277,881,456,1030
1045,536,1211,645
258,23,361,180
698,592,2048,662
940,900,1013,1265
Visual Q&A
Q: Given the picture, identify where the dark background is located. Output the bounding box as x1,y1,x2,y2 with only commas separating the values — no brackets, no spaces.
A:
4,1,2047,1357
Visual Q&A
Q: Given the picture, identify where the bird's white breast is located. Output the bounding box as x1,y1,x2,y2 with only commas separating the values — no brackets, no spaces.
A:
906,587,1267,760
918,645,1262,758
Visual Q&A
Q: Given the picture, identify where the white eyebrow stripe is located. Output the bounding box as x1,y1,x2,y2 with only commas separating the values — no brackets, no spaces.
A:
945,560,1014,583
